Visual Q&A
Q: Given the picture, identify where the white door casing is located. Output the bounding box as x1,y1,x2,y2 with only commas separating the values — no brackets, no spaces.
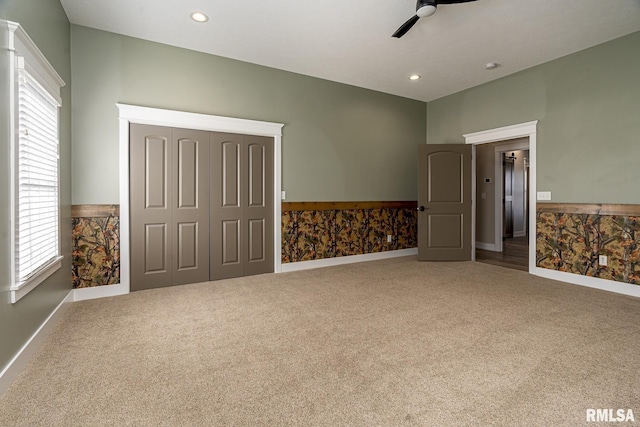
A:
118,104,284,295
464,121,538,272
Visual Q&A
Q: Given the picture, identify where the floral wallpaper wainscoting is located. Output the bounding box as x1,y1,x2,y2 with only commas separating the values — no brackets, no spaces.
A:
536,204,640,285
282,202,417,263
72,205,120,288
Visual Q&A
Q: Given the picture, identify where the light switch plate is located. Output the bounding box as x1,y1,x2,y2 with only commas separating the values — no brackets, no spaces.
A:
537,191,552,201
281,191,286,200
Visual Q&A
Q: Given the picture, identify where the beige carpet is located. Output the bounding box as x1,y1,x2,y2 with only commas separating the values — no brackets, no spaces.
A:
1,257,639,426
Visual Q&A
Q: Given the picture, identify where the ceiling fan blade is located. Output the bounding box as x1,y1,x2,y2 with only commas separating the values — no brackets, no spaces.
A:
392,15,420,38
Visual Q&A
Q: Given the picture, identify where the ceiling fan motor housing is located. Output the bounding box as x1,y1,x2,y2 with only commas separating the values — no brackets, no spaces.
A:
416,1,437,18
393,0,477,38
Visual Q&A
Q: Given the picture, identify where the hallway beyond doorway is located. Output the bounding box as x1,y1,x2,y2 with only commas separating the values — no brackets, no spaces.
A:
476,236,528,271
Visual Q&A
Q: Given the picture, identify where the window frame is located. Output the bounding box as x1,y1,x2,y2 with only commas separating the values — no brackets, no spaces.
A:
6,21,65,303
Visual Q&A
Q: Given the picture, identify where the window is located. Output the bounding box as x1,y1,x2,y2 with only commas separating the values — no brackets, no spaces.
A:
6,21,65,303
16,64,60,279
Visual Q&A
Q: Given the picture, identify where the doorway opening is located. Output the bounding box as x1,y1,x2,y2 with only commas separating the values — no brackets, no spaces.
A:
464,121,538,274
475,139,530,271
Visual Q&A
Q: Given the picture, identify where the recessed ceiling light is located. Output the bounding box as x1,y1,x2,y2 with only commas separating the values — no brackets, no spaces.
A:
190,12,209,23
409,74,421,81
485,62,499,70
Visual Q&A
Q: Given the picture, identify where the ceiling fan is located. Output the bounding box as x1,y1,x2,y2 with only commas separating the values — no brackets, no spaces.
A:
392,0,478,38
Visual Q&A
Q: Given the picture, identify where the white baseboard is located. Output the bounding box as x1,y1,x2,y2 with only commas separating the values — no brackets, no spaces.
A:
281,248,418,273
533,267,640,298
0,290,74,398
73,282,128,301
476,242,498,251
514,231,527,238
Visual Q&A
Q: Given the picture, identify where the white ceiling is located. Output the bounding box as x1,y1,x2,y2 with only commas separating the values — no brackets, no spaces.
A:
60,0,640,102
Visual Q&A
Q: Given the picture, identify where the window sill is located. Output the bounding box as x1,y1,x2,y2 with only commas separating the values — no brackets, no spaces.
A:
10,256,64,303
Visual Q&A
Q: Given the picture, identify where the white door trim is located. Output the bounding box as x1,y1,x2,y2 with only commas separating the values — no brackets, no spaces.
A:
464,121,538,273
117,104,284,294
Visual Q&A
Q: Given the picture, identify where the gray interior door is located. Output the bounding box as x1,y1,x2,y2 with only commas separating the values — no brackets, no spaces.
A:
210,133,274,280
417,144,472,261
130,124,210,291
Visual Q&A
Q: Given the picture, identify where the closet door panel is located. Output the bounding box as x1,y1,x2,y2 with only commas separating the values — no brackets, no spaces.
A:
243,136,274,276
130,124,173,290
133,126,275,287
171,129,210,285
211,133,244,280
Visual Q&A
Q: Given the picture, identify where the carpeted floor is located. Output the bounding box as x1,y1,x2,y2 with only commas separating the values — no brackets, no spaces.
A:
1,257,639,426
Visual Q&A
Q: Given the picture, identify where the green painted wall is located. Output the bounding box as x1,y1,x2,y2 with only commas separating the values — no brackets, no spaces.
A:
427,31,640,204
71,26,426,204
0,1,72,373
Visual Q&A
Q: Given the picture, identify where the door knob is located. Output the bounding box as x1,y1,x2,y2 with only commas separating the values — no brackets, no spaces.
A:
417,206,425,212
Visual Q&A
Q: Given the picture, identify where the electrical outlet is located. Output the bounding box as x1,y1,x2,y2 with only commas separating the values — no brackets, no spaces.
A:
599,255,608,266
387,235,392,243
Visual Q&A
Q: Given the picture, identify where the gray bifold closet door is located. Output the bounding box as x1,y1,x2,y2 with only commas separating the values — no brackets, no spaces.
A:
130,124,210,291
210,132,274,280
130,124,274,291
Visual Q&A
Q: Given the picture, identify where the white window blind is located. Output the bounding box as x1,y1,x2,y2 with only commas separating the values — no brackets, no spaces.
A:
16,66,60,281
